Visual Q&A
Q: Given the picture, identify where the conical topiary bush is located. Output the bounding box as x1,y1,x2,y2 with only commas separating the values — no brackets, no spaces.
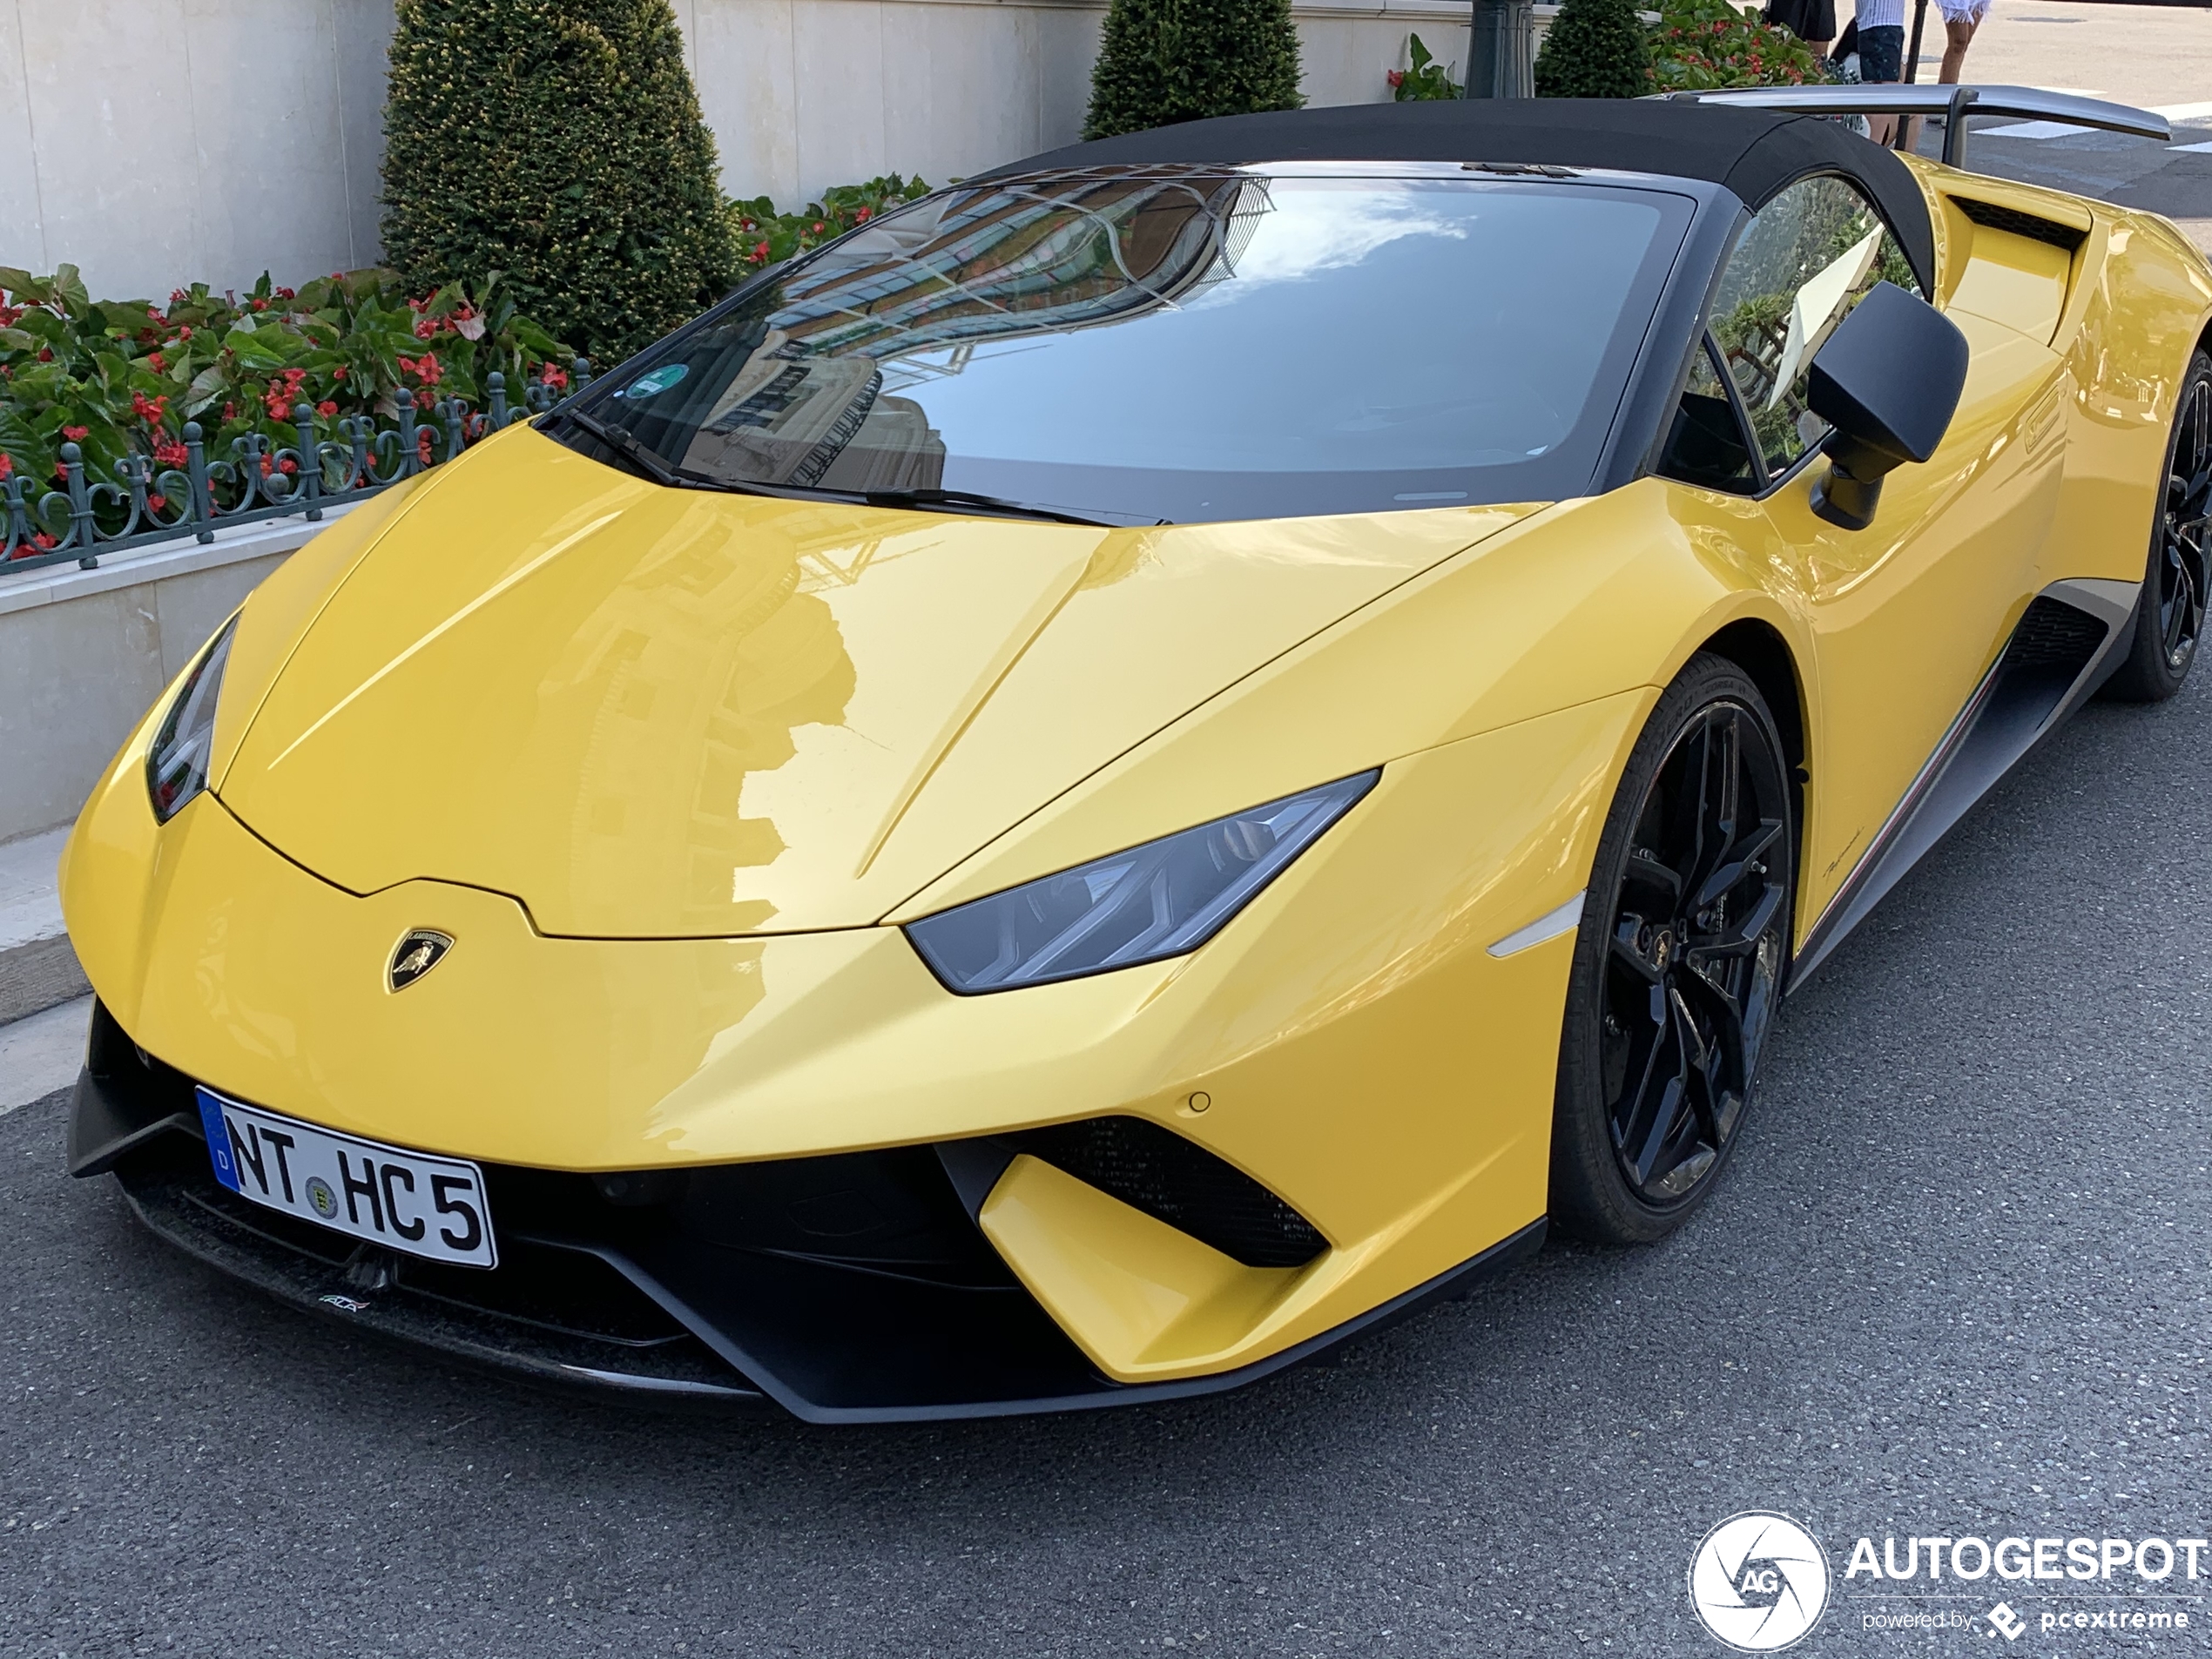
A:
379,0,738,366
1534,0,1654,98
1084,0,1306,141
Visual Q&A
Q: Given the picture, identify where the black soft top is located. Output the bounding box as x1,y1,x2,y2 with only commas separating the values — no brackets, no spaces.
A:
984,98,1936,293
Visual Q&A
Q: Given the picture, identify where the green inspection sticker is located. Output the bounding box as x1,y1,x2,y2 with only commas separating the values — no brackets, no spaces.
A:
622,364,688,398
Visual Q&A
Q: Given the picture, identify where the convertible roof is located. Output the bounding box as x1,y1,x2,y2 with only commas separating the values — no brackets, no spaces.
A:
984,98,1936,293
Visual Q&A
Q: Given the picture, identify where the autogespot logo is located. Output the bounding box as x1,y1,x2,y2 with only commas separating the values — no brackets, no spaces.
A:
1689,1512,1833,1652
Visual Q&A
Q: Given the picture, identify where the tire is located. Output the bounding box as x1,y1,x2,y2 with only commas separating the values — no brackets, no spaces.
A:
1549,653,1797,1245
2101,347,2212,704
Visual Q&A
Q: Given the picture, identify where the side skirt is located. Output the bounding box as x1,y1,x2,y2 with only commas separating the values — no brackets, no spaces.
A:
1789,578,2138,988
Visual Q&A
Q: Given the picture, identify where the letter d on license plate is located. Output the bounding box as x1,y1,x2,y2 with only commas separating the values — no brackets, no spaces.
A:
196,1089,497,1268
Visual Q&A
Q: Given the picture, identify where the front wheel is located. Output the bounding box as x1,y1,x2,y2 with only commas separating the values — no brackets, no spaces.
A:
1549,654,1796,1244
2102,347,2211,704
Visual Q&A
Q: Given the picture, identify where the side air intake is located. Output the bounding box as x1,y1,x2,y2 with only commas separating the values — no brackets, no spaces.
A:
1952,197,2087,254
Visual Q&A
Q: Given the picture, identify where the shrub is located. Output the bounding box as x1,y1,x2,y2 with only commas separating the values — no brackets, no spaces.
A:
1083,0,1305,141
379,0,737,367
727,176,934,274
0,265,570,551
1535,0,1655,98
1648,0,1831,89
1389,34,1463,100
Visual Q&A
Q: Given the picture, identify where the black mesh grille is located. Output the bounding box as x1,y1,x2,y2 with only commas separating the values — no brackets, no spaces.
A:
1015,1116,1326,1269
1953,197,2087,254
2001,595,2107,672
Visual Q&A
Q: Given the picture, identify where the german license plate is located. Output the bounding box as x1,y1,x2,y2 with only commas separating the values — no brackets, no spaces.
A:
195,1089,497,1268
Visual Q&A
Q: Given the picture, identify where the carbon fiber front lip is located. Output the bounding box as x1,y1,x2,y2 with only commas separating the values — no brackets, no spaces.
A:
85,1050,1546,1422
116,1159,767,1406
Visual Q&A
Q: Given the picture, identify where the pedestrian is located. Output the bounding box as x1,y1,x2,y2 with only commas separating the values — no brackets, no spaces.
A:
1764,0,1837,61
1938,0,1989,84
1847,0,1908,145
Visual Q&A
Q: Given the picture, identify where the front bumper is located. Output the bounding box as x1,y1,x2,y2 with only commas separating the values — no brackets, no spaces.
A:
72,1003,1543,1422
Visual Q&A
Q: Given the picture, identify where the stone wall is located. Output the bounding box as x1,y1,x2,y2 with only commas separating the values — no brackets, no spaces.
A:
0,0,1474,302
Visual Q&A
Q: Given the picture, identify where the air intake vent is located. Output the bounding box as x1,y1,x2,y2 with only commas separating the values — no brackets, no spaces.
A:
2000,595,2107,672
1953,197,2087,254
1015,1116,1327,1268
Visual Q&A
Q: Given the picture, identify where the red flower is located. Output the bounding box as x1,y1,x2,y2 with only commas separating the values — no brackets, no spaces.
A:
398,352,442,387
812,221,826,234
153,440,188,469
414,317,439,340
416,429,435,466
539,366,569,391
177,325,192,341
168,288,190,306
61,424,89,442
131,391,170,424
332,365,347,381
221,401,237,421
147,351,166,373
316,400,338,417
32,531,56,550
37,346,52,362
250,297,268,312
1387,70,1406,88
274,286,295,300
855,206,872,221
146,307,165,322
146,492,167,513
0,453,10,481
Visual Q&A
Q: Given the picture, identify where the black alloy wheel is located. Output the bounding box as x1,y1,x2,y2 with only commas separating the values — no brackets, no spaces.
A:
2105,349,2212,702
1551,654,1795,1244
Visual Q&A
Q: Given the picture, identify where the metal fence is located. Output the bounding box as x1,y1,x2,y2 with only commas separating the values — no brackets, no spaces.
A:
0,360,594,577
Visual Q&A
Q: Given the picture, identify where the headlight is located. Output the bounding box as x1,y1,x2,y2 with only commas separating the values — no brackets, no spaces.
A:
145,617,238,823
905,771,1379,994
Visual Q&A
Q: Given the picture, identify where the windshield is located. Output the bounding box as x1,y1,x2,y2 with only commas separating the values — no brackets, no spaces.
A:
557,166,1693,524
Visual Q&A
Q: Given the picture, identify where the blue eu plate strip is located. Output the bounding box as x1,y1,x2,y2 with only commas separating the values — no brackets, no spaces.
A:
195,1087,241,1192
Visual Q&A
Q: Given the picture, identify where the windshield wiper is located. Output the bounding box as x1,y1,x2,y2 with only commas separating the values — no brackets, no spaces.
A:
559,415,1135,526
859,487,1127,529
558,409,694,489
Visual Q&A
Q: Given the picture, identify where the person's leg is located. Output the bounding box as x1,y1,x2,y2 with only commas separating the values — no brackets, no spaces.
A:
1860,25,1905,145
1939,14,1978,82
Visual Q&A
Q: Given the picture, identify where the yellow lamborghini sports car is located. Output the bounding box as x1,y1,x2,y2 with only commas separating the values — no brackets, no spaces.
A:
60,94,2212,1420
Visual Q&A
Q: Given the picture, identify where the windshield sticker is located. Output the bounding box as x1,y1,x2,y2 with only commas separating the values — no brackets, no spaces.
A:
621,364,690,399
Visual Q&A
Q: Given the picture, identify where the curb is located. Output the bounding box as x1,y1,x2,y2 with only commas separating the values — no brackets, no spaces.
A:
0,931,91,1028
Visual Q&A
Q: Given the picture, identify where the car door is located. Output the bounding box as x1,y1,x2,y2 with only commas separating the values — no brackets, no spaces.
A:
1655,172,2067,933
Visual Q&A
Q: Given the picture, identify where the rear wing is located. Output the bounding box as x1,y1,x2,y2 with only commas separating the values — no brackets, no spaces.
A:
1656,85,2170,170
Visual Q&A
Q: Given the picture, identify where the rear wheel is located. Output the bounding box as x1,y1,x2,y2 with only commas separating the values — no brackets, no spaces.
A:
2102,348,2212,703
1549,655,1795,1244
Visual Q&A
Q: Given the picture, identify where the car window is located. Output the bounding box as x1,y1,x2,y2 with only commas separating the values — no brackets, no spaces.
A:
1657,336,1758,492
1704,174,1923,479
556,170,1694,524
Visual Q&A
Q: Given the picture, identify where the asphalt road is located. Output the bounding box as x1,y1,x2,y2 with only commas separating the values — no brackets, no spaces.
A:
11,78,2212,1659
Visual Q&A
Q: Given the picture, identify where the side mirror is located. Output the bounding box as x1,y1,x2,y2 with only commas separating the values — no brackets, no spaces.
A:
1806,280,1969,531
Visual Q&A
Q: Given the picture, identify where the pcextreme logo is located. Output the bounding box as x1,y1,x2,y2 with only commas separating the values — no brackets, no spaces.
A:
1689,1512,1832,1651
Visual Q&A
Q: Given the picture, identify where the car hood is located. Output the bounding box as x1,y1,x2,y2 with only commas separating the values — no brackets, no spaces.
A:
216,428,1538,936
